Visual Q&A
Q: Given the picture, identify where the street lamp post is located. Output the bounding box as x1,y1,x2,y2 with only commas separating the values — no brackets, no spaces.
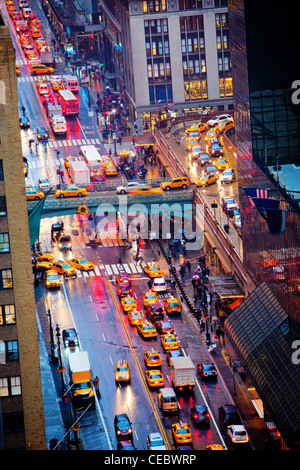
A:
47,309,55,361
55,324,65,394
113,132,117,156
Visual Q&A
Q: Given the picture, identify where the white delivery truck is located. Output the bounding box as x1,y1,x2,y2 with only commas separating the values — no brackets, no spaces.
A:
80,145,103,174
170,356,196,392
69,160,90,185
68,351,95,409
64,75,79,93
39,46,54,66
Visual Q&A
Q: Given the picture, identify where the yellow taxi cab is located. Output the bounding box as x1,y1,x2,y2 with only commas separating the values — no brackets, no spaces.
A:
143,290,158,307
104,164,117,176
137,320,157,339
145,370,164,388
172,422,193,446
115,359,130,383
67,257,95,271
36,38,46,51
36,77,46,88
186,139,199,150
52,261,77,278
144,349,162,368
127,309,143,326
205,129,219,142
161,332,179,351
31,27,41,39
163,296,182,314
33,252,54,262
195,173,218,188
206,444,226,450
29,63,54,75
30,18,41,29
160,177,190,192
121,295,137,313
102,156,114,167
64,156,76,168
214,159,229,171
186,130,201,141
33,259,53,270
45,269,61,289
27,51,39,62
20,35,31,46
50,76,63,91
185,122,208,134
215,120,234,134
26,188,44,201
143,263,163,279
55,185,87,198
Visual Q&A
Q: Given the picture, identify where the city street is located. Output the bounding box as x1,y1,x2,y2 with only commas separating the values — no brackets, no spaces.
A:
1,0,265,453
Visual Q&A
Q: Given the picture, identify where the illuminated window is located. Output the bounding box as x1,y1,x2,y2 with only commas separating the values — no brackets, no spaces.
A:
0,304,16,325
181,39,186,53
0,378,8,397
143,1,148,13
164,40,169,54
11,376,21,396
148,64,153,78
1,269,12,289
152,41,157,56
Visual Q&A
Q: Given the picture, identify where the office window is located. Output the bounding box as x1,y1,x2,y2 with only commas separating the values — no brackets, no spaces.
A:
0,233,10,253
11,376,21,396
0,376,21,397
0,161,3,181
0,304,16,325
7,340,18,361
181,39,186,53
0,378,8,397
153,63,159,77
158,41,163,55
1,269,13,289
148,64,153,78
152,41,157,56
166,62,171,77
164,40,169,54
159,62,165,76
0,196,6,217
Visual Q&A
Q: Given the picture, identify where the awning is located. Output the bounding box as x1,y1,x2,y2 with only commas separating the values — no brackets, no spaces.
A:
209,275,245,299
229,297,243,310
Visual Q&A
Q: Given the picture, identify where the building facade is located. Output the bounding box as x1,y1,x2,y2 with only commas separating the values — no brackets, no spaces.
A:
101,0,233,133
226,0,300,448
0,12,46,450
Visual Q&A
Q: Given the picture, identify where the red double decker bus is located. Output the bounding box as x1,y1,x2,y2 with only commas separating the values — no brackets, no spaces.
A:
57,89,79,116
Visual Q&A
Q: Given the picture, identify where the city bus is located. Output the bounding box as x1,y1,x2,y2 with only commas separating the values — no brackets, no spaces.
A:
57,89,79,116
80,145,102,174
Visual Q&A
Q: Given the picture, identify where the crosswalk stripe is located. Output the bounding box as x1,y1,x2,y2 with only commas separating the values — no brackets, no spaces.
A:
123,263,131,273
111,264,119,275
129,263,137,273
94,266,101,276
105,265,113,275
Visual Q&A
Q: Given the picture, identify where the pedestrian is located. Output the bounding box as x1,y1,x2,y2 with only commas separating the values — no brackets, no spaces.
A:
186,259,191,274
93,376,100,397
22,105,25,116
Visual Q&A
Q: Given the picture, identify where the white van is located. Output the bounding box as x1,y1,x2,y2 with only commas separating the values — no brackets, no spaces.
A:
51,116,67,135
157,388,178,413
64,75,79,93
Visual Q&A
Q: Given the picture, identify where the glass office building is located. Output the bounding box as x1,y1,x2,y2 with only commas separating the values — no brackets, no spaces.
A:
227,0,300,449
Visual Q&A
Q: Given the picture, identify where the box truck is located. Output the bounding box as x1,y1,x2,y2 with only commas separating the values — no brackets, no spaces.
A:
69,160,90,185
39,46,54,66
170,356,196,392
68,351,95,409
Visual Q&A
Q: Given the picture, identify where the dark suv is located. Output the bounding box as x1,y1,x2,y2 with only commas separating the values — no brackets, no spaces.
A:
114,414,133,441
218,404,241,428
145,303,164,321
